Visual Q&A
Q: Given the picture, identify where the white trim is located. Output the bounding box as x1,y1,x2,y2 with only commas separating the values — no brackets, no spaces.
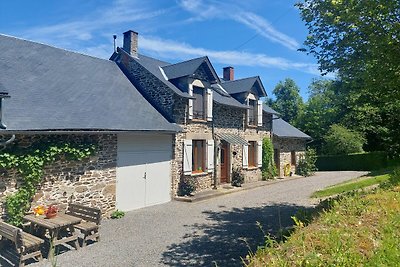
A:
207,139,214,172
257,100,263,126
183,140,192,175
206,88,213,121
257,140,263,167
158,66,169,80
188,84,193,120
242,144,249,169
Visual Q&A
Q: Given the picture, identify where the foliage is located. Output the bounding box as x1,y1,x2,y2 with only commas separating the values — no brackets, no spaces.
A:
296,79,342,152
380,167,400,189
231,167,244,187
296,148,317,177
316,151,399,171
323,124,365,155
296,0,400,156
269,78,304,125
110,210,125,219
246,180,400,266
0,137,96,226
178,178,197,196
261,138,276,180
312,173,390,198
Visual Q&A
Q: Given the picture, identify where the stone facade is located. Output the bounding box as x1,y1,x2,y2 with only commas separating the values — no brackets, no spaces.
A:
0,134,117,219
273,136,307,177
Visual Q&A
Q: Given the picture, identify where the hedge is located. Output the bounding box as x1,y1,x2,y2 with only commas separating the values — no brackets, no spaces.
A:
316,152,400,171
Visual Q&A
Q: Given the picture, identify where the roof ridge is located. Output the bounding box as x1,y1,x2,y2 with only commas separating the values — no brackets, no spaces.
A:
0,33,113,63
162,56,207,68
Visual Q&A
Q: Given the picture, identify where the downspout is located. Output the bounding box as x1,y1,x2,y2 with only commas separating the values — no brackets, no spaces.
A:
212,108,218,189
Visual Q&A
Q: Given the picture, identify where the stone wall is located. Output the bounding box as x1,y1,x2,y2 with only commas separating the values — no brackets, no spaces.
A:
273,137,307,177
172,102,271,195
0,134,117,219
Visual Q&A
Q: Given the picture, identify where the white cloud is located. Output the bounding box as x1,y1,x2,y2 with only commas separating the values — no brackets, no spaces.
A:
177,0,300,50
140,35,325,76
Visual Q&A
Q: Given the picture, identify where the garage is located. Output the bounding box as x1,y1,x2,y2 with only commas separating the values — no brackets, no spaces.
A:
116,134,172,211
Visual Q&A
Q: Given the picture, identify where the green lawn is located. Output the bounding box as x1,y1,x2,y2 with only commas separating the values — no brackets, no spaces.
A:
311,174,390,198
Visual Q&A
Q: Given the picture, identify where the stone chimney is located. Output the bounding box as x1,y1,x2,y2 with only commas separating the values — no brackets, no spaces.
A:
123,30,138,57
223,66,234,81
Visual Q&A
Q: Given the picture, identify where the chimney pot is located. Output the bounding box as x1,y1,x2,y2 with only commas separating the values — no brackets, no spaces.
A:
223,66,234,81
123,30,138,57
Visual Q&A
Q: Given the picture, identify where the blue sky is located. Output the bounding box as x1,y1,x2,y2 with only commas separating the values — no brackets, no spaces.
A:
0,0,333,100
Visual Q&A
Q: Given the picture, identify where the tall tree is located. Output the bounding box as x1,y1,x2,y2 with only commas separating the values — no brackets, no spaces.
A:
297,79,341,151
270,78,304,125
297,0,400,155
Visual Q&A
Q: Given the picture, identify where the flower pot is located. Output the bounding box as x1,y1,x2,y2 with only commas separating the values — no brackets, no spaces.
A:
45,212,57,219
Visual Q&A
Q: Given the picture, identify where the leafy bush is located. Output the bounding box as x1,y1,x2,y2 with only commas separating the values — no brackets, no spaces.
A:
111,210,125,219
296,148,317,177
380,167,400,189
178,178,196,196
323,124,366,155
316,151,398,171
231,167,244,187
261,138,277,180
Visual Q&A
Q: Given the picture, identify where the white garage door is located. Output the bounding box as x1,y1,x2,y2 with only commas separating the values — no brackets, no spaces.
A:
116,134,172,211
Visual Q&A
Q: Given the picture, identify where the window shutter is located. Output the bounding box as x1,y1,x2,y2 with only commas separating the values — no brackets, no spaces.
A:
206,88,213,121
207,139,214,172
257,140,263,167
257,100,263,126
242,144,248,169
183,140,192,175
188,84,193,120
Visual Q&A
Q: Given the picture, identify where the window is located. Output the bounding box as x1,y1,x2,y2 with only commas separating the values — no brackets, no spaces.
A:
248,99,257,126
192,140,205,173
248,141,257,167
192,87,205,120
291,151,296,165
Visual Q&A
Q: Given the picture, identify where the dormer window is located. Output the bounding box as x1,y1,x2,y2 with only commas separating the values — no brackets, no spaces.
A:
188,81,213,122
248,99,257,126
246,94,263,127
193,87,205,120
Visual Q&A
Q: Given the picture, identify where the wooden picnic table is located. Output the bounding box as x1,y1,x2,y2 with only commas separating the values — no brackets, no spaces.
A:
23,213,81,257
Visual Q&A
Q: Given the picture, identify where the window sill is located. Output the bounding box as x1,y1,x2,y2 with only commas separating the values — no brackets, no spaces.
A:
191,118,208,123
190,171,209,177
246,166,259,170
247,124,258,128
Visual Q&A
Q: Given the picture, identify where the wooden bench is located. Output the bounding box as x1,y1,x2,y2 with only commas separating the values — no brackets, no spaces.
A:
0,221,44,267
65,203,101,247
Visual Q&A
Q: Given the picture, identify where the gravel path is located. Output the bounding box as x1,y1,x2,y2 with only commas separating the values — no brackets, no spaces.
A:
30,171,366,267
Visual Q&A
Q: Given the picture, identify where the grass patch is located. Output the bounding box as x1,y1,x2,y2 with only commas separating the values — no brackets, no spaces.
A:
245,185,400,266
311,174,390,198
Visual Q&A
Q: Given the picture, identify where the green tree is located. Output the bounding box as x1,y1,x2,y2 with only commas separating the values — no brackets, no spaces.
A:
323,124,366,155
270,78,304,125
297,79,341,152
297,0,400,155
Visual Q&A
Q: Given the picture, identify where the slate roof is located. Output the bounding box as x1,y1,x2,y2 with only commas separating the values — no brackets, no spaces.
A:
118,50,246,109
222,76,267,97
263,106,280,115
272,115,311,139
162,56,219,82
0,34,181,132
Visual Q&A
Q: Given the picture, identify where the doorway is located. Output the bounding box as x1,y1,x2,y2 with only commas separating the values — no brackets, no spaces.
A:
274,148,280,177
220,142,230,184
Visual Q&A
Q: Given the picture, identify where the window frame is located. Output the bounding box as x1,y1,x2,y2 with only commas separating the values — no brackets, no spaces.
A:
248,99,257,126
248,141,257,167
192,140,206,173
192,86,205,120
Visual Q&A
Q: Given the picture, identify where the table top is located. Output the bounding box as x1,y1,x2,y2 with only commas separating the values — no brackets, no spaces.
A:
24,213,81,230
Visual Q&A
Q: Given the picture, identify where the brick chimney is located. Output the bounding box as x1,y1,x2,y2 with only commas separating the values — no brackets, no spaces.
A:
223,66,234,81
123,30,138,57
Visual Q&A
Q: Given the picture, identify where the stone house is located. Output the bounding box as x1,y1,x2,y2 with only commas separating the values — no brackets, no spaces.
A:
269,112,312,177
111,30,275,195
0,34,182,216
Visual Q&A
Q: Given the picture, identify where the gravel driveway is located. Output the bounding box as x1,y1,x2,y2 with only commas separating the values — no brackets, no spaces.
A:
30,171,366,267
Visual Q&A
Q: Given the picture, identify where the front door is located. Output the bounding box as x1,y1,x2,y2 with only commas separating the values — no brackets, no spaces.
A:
220,142,229,184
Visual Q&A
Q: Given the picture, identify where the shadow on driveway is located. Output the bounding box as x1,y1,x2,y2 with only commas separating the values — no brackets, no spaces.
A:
161,202,312,266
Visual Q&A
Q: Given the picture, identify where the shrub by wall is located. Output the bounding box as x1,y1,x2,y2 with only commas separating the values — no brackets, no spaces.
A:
316,152,399,171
